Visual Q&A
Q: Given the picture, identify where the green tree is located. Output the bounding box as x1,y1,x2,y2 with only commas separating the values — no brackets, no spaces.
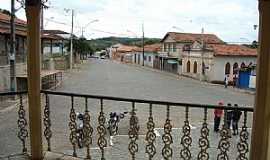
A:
66,37,94,60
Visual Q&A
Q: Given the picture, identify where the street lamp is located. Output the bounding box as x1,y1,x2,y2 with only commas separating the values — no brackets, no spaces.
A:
81,19,99,37
172,26,184,32
126,30,138,38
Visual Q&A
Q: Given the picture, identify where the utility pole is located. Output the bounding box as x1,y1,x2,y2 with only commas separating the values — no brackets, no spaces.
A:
81,27,84,38
142,23,144,66
10,0,17,92
200,27,205,81
70,9,74,69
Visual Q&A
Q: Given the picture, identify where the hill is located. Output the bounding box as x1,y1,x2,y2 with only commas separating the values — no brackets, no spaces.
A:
87,37,161,51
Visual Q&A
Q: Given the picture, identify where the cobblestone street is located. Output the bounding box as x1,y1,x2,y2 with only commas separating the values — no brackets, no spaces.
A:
0,59,254,159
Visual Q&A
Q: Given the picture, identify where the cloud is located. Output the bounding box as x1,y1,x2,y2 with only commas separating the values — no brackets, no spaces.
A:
1,0,259,42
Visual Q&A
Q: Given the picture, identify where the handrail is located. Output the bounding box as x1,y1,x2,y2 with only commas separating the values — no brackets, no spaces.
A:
41,90,254,112
0,91,28,96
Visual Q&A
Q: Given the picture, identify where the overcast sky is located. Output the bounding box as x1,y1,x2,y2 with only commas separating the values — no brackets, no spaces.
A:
1,0,259,42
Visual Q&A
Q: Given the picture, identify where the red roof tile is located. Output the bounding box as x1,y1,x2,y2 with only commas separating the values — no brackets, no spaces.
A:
116,45,140,53
0,12,26,25
161,32,224,44
137,43,162,52
0,27,27,36
207,44,257,57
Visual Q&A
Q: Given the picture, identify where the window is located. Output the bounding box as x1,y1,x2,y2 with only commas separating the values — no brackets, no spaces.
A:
187,61,190,73
225,62,231,75
148,56,151,62
193,61,197,73
144,55,146,60
163,44,166,52
183,44,191,51
173,43,176,52
233,63,239,74
202,62,205,75
168,43,171,52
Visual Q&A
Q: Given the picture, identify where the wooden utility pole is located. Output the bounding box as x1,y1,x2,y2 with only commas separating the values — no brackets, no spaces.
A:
200,27,204,81
10,0,17,92
25,0,43,159
70,9,74,69
142,23,144,66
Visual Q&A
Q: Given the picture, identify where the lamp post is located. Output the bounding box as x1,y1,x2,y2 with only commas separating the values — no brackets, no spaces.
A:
172,26,184,32
81,19,99,38
64,8,74,69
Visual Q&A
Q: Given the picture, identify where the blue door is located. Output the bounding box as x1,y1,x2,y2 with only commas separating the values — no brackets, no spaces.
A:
238,70,251,88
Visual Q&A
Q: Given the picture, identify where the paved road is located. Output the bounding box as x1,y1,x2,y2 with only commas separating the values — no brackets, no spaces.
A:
0,59,254,159
61,59,254,105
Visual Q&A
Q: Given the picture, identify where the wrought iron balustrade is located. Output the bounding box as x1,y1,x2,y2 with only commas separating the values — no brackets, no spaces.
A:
41,90,253,160
0,91,29,154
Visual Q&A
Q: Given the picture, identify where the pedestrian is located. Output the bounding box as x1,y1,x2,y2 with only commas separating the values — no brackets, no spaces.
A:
214,101,224,132
232,104,242,135
224,75,229,88
226,103,233,137
226,103,233,129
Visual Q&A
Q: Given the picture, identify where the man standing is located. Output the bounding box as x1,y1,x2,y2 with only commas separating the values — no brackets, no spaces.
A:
232,104,242,135
214,101,224,132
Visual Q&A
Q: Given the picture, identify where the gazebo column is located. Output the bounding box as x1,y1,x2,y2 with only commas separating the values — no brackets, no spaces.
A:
25,0,43,159
250,0,270,159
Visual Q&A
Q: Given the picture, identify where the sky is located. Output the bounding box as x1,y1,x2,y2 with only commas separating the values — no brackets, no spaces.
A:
1,0,259,42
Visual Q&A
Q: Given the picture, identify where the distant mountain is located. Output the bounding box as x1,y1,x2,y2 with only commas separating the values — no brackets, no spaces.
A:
87,37,161,51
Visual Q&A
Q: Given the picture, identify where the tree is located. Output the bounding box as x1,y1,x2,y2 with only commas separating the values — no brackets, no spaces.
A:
66,37,94,60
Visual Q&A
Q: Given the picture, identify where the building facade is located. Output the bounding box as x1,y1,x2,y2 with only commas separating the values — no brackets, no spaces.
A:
159,32,224,74
182,42,257,83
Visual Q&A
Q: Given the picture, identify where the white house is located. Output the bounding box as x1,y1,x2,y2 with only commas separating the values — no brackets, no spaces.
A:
133,43,161,68
182,41,257,83
159,32,224,74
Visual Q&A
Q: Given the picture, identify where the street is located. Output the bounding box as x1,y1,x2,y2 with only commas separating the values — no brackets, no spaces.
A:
0,59,254,159
60,59,254,105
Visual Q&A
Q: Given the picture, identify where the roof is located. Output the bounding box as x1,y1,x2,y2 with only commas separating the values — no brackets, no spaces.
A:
0,12,26,26
142,43,162,52
116,45,140,53
161,32,224,44
43,30,70,35
207,44,257,57
0,27,27,36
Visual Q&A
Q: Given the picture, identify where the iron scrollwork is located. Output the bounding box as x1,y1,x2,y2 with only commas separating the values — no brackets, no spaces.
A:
84,98,93,160
69,96,77,157
197,108,209,160
128,102,139,160
43,94,52,151
162,105,173,160
236,111,249,160
217,110,230,160
145,104,156,159
180,106,192,160
97,99,107,160
17,95,28,153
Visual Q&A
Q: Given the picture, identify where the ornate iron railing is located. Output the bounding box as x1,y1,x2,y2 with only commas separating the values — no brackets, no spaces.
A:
40,90,253,160
0,91,28,154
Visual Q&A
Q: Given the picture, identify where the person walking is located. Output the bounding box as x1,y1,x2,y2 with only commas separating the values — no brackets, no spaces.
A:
226,103,233,137
232,104,242,135
226,103,233,129
224,75,229,88
214,101,224,132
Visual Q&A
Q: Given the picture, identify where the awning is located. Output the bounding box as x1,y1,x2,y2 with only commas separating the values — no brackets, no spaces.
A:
167,60,178,64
